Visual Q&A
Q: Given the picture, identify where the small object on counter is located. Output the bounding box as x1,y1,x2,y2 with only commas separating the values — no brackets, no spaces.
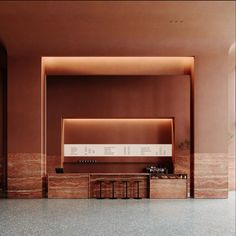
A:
55,167,64,173
145,166,168,174
150,173,188,179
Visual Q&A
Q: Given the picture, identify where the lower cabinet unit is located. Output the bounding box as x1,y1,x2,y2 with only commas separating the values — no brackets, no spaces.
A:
150,176,187,199
47,173,149,199
48,174,89,198
47,173,188,199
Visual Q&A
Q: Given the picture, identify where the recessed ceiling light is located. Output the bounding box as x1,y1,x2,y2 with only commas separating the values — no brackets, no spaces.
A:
169,20,184,24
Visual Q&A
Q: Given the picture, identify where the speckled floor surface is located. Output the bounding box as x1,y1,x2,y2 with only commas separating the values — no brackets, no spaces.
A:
0,192,235,236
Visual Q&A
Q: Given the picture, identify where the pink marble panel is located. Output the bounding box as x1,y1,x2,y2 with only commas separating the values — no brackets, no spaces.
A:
228,155,235,191
7,153,43,198
194,153,228,198
47,155,61,173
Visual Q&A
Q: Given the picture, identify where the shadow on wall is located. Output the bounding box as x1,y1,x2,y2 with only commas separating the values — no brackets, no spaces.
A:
228,42,236,191
0,42,7,196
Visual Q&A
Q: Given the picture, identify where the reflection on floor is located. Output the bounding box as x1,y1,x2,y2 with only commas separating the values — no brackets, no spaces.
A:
0,192,235,236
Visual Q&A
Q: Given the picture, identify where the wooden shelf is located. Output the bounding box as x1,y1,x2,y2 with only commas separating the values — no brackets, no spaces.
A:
150,173,187,179
64,161,159,164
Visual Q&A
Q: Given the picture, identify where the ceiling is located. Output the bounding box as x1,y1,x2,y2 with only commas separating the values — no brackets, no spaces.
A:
0,1,235,57
43,57,193,75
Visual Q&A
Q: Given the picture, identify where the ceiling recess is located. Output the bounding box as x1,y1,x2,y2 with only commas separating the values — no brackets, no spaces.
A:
169,20,184,23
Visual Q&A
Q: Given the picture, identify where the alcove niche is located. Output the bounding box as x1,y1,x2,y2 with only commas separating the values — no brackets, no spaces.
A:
62,118,174,173
42,57,194,193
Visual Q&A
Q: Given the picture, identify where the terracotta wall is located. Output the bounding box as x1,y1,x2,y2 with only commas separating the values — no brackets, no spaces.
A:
63,119,174,173
194,53,229,198
47,75,190,175
0,61,3,192
228,70,235,191
5,53,231,199
228,48,235,191
0,45,7,195
7,56,44,198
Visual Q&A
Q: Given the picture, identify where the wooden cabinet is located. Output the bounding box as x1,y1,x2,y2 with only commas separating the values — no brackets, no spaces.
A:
48,173,149,199
150,175,187,199
48,174,89,199
48,173,188,199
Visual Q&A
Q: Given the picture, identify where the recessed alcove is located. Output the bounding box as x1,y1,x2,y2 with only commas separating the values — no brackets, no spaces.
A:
43,56,193,192
46,74,191,175
62,118,174,173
